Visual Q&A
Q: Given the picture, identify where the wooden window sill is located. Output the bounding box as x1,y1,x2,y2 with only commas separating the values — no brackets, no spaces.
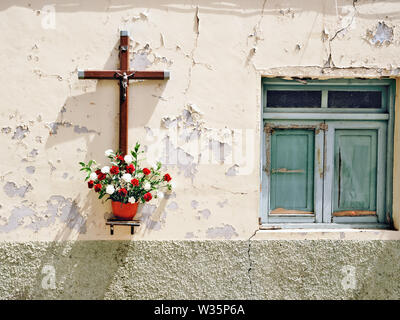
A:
254,227,400,240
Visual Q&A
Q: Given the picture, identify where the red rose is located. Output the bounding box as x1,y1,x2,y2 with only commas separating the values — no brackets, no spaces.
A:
95,169,101,175
97,173,106,181
110,165,119,175
143,192,152,202
131,178,139,186
142,168,151,175
88,180,94,189
118,188,128,197
126,164,135,174
94,184,102,192
163,173,172,182
116,155,124,162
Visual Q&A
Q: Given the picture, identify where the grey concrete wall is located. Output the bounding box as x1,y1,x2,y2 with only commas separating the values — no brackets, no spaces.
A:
0,240,399,299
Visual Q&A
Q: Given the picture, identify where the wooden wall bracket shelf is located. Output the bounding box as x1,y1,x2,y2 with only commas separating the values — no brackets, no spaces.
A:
106,219,141,235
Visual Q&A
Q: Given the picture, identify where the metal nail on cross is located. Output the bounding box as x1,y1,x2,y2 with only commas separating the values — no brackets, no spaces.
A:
78,31,170,155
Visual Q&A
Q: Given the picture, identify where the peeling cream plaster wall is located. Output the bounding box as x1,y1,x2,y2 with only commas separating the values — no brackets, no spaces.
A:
1,0,400,241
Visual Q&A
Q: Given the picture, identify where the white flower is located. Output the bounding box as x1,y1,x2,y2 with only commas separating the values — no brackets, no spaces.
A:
169,182,176,189
157,191,164,199
101,166,110,174
106,185,115,194
105,149,113,156
128,197,136,204
144,182,151,190
89,172,97,180
122,173,132,183
124,154,133,164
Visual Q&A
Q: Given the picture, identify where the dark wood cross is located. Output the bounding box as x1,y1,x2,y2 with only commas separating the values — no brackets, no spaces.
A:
78,30,170,155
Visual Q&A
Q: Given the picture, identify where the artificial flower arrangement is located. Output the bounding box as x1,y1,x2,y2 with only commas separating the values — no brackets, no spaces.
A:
79,142,173,220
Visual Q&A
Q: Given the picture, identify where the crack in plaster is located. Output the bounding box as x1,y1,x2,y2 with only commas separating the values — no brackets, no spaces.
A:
247,230,258,297
184,6,200,94
325,0,358,68
209,185,248,195
247,0,267,61
182,7,212,93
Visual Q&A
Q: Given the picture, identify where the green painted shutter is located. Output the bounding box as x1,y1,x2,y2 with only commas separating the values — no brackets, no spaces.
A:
270,129,314,214
333,129,377,214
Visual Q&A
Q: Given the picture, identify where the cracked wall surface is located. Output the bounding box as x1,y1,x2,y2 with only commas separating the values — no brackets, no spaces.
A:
1,0,400,241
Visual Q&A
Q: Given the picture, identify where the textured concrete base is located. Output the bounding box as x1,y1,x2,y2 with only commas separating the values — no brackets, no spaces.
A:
0,241,399,299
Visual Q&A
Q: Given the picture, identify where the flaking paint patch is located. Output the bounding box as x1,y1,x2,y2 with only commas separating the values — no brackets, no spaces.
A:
206,224,238,239
367,21,394,46
184,232,197,239
46,122,99,135
162,136,198,181
209,139,232,163
0,206,37,233
0,195,87,233
46,121,71,135
161,116,178,129
12,126,29,140
217,199,228,208
161,104,203,130
3,181,32,198
29,149,39,157
226,164,239,176
191,200,199,209
139,204,162,231
73,125,98,134
1,127,11,134
165,191,176,200
31,195,86,233
166,201,178,211
198,209,211,219
25,166,36,174
133,53,152,70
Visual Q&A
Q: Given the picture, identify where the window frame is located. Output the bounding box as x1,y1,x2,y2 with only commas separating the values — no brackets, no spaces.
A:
260,78,395,229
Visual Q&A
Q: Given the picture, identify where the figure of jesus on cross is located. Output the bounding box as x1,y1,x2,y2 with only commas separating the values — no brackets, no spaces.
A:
78,31,170,155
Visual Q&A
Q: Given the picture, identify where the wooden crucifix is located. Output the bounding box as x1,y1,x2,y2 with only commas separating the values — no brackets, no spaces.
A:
78,30,170,155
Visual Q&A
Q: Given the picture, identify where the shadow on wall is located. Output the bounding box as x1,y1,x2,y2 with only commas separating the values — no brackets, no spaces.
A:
44,38,168,160
0,0,400,19
40,33,168,238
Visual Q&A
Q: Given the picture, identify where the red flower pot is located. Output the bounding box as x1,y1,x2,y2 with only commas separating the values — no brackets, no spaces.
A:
111,201,139,220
